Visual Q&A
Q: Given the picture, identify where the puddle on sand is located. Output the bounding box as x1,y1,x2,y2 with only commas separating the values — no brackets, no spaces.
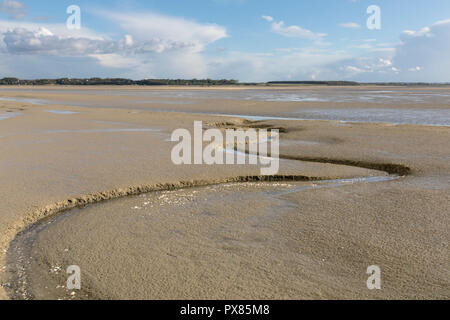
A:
44,128,161,134
136,100,193,105
0,112,21,120
281,140,321,146
291,108,450,127
0,97,46,105
44,110,79,115
211,109,450,127
270,176,397,196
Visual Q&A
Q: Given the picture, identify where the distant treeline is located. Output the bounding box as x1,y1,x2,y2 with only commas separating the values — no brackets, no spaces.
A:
267,81,360,86
267,81,450,86
363,82,450,86
0,77,240,86
0,77,448,86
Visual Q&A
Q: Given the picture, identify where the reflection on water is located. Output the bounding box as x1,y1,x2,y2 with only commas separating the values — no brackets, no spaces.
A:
1,87,450,126
135,100,193,105
2,87,450,104
0,112,21,120
0,97,46,104
213,109,450,126
281,140,321,146
44,110,79,115
292,108,450,126
271,176,397,196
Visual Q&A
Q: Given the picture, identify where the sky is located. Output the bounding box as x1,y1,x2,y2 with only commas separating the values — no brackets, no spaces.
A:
0,0,449,82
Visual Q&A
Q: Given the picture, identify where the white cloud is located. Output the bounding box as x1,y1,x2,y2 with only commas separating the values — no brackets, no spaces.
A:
261,15,273,22
0,11,228,55
0,23,203,56
205,48,351,82
93,11,228,78
0,20,105,39
339,22,361,29
402,27,432,38
90,11,228,78
262,16,326,40
0,0,26,19
0,10,228,79
3,28,116,55
101,11,227,53
90,53,142,69
408,66,421,72
393,19,450,81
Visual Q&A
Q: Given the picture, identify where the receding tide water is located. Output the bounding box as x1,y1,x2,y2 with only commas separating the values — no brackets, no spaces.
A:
1,87,450,126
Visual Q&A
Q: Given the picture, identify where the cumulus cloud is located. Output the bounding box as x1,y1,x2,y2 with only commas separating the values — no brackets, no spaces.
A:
90,11,228,78
206,48,351,82
392,19,450,81
262,16,326,40
1,26,201,56
100,11,227,53
269,19,450,82
313,19,450,82
0,10,228,79
0,0,26,19
3,27,117,55
0,20,105,39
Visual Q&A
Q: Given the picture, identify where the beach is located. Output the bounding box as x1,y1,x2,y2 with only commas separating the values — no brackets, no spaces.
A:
0,86,449,300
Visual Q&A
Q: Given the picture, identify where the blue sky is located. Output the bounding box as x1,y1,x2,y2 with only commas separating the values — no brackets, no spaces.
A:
0,0,449,81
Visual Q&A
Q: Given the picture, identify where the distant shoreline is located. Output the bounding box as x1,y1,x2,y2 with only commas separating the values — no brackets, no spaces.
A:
3,84,450,92
1,77,450,87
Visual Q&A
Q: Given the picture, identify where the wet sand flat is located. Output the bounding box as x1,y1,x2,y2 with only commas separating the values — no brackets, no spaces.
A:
0,86,449,300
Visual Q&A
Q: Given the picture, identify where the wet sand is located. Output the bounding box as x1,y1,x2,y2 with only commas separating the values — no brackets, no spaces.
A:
0,86,449,300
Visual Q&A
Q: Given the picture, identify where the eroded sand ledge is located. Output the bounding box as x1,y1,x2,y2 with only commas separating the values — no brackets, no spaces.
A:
11,154,411,230
3,144,410,299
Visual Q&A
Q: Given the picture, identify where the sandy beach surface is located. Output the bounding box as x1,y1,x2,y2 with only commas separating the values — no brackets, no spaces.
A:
0,86,448,300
